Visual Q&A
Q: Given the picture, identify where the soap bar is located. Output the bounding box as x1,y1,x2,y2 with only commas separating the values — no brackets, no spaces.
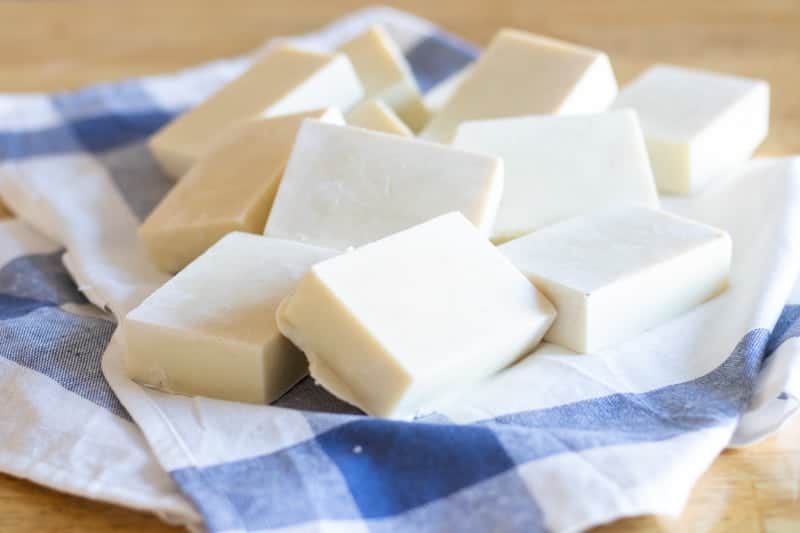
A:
139,109,343,273
264,120,503,250
149,44,363,179
346,98,413,136
125,233,336,404
421,29,617,143
277,213,556,418
338,25,430,131
424,65,473,112
612,65,769,195
500,206,731,353
453,110,658,242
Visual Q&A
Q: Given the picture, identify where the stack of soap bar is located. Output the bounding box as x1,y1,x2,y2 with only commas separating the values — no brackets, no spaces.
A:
149,44,363,178
612,64,769,195
346,98,413,136
421,29,617,143
139,108,344,273
277,213,556,418
338,25,430,131
264,120,503,249
452,110,658,242
125,233,336,404
500,206,731,353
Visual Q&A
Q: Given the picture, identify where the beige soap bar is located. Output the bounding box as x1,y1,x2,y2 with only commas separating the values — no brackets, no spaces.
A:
149,44,363,179
125,232,337,404
346,98,413,136
420,29,618,143
139,109,343,274
452,110,658,242
264,120,503,250
338,25,430,132
612,65,769,194
277,213,556,418
500,206,731,353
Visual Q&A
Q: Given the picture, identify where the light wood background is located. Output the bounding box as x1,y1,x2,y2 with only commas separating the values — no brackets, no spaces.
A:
0,1,798,531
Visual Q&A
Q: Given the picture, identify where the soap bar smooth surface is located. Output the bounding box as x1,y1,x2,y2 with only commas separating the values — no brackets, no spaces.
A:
346,98,413,136
149,44,363,179
500,206,731,353
421,29,617,143
264,120,503,250
277,213,556,418
338,25,430,131
125,233,337,404
140,109,344,273
612,64,769,195
453,110,659,242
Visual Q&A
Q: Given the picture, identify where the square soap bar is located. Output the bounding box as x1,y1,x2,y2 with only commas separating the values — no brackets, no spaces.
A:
421,29,617,143
346,98,413,136
277,213,556,418
140,108,344,273
453,110,658,242
612,65,769,195
338,25,430,132
125,233,337,404
500,206,731,353
149,44,363,178
264,120,503,250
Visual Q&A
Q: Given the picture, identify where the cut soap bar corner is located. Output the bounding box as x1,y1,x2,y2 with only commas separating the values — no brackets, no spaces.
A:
346,98,413,136
125,232,337,404
500,205,731,353
277,212,556,418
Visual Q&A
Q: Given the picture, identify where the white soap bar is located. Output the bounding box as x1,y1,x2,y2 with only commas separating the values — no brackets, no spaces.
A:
149,44,363,179
125,233,336,404
277,213,556,418
140,108,344,273
338,25,430,131
612,65,769,195
346,98,413,136
500,206,731,353
453,110,659,242
420,29,617,143
264,120,503,250
423,65,473,112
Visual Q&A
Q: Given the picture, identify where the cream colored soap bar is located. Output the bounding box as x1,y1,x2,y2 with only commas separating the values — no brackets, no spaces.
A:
612,65,769,195
140,108,343,273
338,25,430,131
500,206,731,353
421,29,617,143
125,233,336,404
346,98,413,136
264,120,503,250
277,213,556,418
149,44,363,179
453,110,658,242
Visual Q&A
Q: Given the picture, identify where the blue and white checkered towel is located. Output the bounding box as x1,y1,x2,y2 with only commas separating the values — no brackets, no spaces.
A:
1,7,799,532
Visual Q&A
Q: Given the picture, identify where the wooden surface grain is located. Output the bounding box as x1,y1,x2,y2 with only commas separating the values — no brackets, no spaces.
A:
0,1,798,531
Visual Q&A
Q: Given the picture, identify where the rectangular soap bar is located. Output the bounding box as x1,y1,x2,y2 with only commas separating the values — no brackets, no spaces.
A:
453,110,658,242
139,108,344,273
346,98,413,136
338,25,430,131
149,44,363,178
277,213,556,418
264,120,503,250
125,233,337,404
421,29,617,143
612,64,769,195
500,206,731,353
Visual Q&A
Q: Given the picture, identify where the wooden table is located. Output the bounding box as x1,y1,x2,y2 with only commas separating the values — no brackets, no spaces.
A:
0,1,798,531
